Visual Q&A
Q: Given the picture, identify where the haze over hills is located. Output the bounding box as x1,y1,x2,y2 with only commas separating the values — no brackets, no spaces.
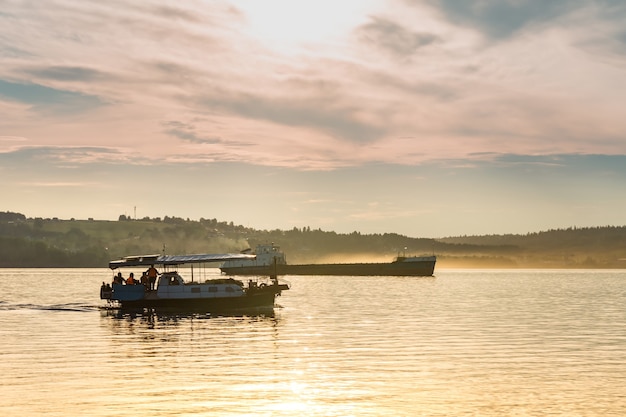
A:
1,211,625,269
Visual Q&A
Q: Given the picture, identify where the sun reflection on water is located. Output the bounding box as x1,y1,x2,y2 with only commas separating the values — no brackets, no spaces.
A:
1,270,626,416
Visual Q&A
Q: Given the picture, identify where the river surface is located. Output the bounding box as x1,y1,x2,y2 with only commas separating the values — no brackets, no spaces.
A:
1,268,625,416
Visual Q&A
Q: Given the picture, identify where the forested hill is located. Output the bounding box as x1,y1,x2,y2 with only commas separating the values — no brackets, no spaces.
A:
1,211,625,268
437,226,626,268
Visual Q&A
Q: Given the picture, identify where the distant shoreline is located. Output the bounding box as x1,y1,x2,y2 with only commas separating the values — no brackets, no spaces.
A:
2,212,626,270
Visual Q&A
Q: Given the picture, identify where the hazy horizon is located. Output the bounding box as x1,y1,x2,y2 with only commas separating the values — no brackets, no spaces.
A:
2,1,625,238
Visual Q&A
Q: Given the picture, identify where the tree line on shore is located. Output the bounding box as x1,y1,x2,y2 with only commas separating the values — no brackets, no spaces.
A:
1,211,625,268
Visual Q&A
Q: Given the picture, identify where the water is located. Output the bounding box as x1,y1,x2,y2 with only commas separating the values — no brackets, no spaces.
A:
1,268,625,416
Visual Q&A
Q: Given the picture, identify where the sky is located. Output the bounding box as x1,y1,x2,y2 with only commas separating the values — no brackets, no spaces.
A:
1,0,626,238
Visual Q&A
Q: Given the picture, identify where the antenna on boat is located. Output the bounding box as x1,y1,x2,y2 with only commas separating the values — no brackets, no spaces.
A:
270,256,278,284
162,243,166,255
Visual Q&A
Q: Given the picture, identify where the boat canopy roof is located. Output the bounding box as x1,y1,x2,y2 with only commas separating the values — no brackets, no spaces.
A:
109,253,256,269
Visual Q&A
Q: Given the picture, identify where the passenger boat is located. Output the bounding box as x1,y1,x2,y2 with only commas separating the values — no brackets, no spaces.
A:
220,244,436,276
100,253,289,311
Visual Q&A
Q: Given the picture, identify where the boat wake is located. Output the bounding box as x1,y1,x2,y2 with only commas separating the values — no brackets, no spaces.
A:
0,301,100,312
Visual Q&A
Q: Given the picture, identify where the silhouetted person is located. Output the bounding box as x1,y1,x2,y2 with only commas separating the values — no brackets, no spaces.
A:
113,272,124,285
147,265,158,290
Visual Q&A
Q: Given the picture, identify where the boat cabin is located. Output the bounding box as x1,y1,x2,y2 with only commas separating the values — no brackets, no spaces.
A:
221,243,287,268
154,272,244,299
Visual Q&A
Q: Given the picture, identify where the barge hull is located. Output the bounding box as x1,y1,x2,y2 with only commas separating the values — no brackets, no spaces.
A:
221,258,436,277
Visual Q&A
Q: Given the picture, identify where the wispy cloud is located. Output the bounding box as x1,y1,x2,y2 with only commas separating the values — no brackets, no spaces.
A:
23,66,106,82
18,181,94,187
163,120,222,145
0,146,129,165
0,79,105,114
422,0,622,40
355,16,441,59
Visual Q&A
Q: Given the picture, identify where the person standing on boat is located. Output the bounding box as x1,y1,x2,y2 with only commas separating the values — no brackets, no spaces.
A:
147,265,158,290
126,272,136,285
140,271,149,288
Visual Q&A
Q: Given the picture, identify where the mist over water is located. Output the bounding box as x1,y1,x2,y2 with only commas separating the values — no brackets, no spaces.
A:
1,268,625,416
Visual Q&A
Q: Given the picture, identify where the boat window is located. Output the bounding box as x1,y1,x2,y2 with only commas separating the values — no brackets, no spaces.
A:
191,287,201,293
208,287,218,293
225,287,234,293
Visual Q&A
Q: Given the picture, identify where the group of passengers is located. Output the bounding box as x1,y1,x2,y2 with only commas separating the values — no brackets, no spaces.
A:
112,265,159,290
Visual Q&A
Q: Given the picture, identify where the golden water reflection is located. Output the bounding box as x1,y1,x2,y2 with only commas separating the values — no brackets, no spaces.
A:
1,269,626,416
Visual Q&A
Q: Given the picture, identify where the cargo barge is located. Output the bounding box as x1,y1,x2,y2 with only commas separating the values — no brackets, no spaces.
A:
220,244,436,277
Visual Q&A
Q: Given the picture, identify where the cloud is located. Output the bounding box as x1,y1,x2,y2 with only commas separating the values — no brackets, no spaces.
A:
24,66,106,82
355,16,440,59
0,43,32,59
18,181,94,187
421,0,626,40
0,146,127,165
196,87,387,144
0,136,28,143
163,120,222,145
149,5,203,23
0,79,105,114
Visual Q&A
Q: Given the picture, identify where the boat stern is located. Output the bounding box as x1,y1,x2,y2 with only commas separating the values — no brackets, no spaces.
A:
110,283,146,301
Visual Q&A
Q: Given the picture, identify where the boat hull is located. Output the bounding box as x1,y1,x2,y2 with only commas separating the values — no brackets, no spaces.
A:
106,283,288,311
221,258,436,277
118,291,279,310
